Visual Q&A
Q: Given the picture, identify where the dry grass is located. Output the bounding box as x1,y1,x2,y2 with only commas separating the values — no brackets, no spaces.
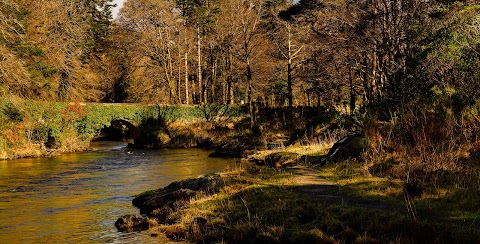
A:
247,128,347,166
141,160,480,243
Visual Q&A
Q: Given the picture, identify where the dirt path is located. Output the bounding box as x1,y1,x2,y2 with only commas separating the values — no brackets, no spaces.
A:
286,166,400,211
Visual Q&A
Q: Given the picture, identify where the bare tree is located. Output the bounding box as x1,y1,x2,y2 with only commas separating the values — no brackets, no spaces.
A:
224,0,270,124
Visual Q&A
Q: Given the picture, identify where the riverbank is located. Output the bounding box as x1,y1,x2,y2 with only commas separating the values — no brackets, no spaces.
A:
0,98,248,160
0,98,144,160
0,147,238,243
119,144,480,243
0,98,324,160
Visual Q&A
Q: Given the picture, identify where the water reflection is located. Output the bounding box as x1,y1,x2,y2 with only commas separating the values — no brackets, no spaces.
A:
0,142,237,243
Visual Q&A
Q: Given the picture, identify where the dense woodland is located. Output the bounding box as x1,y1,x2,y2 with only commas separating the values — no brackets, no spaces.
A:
0,0,477,108
2,0,480,158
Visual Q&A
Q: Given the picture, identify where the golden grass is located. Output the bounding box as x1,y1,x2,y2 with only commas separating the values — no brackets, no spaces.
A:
283,143,333,155
1,143,47,160
141,159,480,243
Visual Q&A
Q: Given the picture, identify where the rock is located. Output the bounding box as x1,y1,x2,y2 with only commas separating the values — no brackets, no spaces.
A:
119,175,230,231
326,132,369,163
253,152,300,168
209,149,244,158
115,214,153,232
132,175,224,216
164,175,223,193
134,188,197,215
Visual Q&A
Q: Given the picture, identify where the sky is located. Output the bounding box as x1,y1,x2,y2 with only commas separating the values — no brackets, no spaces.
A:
110,0,300,19
111,0,126,19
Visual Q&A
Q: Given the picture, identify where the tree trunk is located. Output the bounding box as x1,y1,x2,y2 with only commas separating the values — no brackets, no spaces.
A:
221,56,227,105
177,51,182,104
371,46,378,97
246,60,254,126
287,26,293,109
227,53,234,105
363,57,370,102
197,26,203,104
211,60,216,103
185,52,189,105
349,66,356,114
166,47,176,104
228,77,234,105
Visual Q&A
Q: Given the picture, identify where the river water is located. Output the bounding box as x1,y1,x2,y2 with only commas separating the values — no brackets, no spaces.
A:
0,142,238,243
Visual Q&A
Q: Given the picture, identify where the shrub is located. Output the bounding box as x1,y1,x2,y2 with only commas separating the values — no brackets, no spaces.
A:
1,101,24,122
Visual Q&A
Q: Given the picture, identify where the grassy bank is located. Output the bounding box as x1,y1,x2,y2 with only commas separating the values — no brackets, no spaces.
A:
0,98,245,159
0,97,327,160
124,116,480,243
136,158,479,243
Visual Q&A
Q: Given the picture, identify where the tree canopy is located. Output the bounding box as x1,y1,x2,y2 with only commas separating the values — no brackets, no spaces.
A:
0,0,479,114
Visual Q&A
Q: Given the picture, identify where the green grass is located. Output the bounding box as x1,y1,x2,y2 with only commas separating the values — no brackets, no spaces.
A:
144,163,480,243
317,160,480,238
0,98,245,159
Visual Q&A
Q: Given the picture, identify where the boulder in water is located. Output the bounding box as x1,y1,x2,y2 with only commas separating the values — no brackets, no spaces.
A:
132,175,224,218
115,214,154,232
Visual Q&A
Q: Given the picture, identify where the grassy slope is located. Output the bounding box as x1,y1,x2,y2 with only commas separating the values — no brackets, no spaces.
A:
139,144,480,243
0,99,243,159
0,99,150,159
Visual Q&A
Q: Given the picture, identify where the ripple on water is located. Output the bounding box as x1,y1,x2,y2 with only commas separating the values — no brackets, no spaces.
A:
87,195,132,205
7,186,38,192
0,148,236,243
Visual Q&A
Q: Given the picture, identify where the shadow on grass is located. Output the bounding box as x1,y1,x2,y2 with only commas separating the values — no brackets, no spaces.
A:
162,183,480,243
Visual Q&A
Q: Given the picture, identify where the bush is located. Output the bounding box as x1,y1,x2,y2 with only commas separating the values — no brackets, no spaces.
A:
135,105,176,147
1,101,24,122
0,98,153,158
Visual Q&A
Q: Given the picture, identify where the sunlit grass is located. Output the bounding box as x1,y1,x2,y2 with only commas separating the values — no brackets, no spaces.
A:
316,157,480,231
142,161,480,243
282,142,333,155
319,162,403,202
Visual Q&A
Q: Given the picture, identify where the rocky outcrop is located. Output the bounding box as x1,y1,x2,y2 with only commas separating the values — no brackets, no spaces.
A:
326,132,369,163
129,175,225,224
115,214,155,232
254,152,300,168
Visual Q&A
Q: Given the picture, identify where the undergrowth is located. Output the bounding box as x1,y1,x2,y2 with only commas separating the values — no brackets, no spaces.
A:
0,97,235,159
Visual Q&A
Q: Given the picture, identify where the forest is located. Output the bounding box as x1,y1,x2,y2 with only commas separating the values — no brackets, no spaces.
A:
0,0,478,108
0,0,474,107
3,0,480,164
1,0,480,242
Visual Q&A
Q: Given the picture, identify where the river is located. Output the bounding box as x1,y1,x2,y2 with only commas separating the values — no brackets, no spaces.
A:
0,142,238,243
